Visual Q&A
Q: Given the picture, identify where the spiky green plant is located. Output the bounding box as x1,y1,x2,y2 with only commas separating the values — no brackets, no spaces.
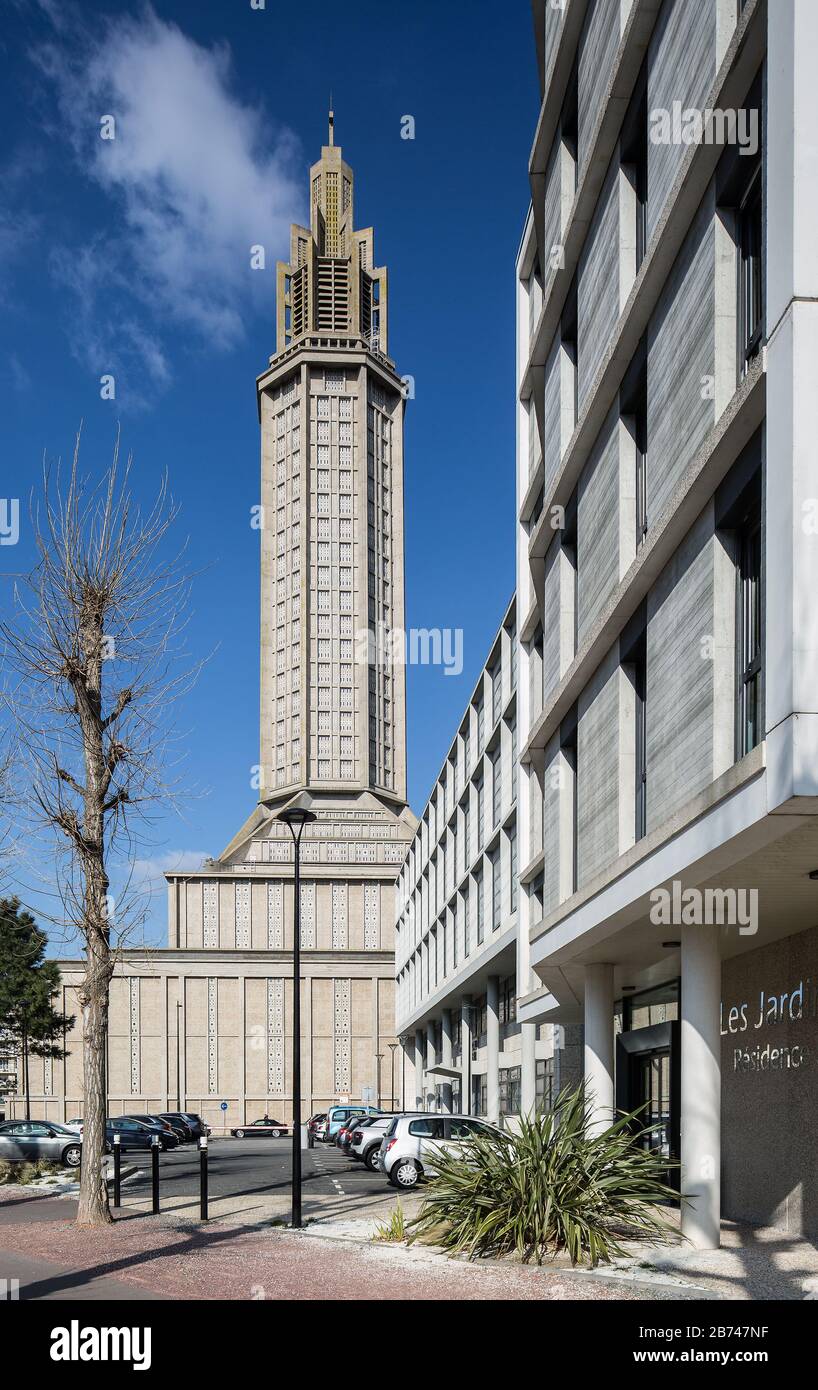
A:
372,1199,407,1243
408,1084,681,1266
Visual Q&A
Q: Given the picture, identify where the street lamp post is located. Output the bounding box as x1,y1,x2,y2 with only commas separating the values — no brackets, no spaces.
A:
387,1042,399,1112
375,1052,384,1109
276,798,316,1230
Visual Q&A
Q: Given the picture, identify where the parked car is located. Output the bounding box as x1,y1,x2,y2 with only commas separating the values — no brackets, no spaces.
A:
123,1113,179,1138
107,1117,178,1151
378,1114,501,1189
350,1115,394,1170
158,1114,193,1142
338,1114,380,1154
0,1120,83,1168
307,1113,327,1142
231,1118,288,1139
164,1111,209,1140
63,1118,84,1134
323,1104,382,1143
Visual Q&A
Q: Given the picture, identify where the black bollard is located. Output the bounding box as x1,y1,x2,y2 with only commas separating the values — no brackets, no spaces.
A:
199,1135,209,1221
113,1134,121,1208
151,1134,160,1214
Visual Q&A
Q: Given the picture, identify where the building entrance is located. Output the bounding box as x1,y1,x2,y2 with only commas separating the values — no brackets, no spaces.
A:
616,1019,680,1190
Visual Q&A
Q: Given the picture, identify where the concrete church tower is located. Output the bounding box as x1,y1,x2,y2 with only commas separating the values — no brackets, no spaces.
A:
258,110,408,805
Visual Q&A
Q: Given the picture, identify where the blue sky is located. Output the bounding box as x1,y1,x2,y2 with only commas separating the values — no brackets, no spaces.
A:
0,0,537,948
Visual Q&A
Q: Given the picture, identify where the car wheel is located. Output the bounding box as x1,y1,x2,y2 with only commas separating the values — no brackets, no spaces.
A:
364,1147,380,1172
235,1129,245,1139
271,1129,282,1139
391,1159,419,1189
62,1144,82,1168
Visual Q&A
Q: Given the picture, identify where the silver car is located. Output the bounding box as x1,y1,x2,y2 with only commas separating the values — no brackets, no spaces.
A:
378,1113,502,1189
349,1114,394,1170
0,1120,83,1168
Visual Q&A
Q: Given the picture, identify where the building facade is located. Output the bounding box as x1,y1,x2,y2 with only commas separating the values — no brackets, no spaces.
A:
517,0,817,1246
11,121,416,1132
394,600,581,1122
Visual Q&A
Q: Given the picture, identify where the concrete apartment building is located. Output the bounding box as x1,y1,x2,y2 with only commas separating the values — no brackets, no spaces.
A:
10,121,416,1131
516,0,818,1246
394,601,580,1120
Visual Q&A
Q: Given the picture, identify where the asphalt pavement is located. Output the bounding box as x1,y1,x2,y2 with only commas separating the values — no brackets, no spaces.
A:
116,1135,403,1224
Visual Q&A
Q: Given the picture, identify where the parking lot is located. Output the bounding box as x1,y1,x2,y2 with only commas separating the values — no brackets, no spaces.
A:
117,1136,422,1227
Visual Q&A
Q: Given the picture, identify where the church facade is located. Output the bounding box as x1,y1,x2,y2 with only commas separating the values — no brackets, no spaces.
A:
13,120,417,1132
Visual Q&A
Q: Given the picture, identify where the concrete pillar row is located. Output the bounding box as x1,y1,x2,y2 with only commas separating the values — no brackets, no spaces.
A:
486,975,500,1124
680,924,722,1251
584,963,615,1136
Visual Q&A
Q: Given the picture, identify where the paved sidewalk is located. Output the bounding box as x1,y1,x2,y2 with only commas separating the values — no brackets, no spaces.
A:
0,1189,700,1302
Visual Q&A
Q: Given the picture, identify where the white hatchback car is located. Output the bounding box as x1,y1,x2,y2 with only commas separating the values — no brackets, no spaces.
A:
378,1113,502,1189
349,1114,394,1170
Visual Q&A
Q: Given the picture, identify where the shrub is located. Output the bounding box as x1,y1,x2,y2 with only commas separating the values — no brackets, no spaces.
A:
0,1158,63,1186
409,1084,681,1266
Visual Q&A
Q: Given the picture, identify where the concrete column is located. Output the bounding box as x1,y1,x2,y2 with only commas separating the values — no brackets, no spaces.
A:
460,997,473,1115
414,1029,425,1111
440,1010,454,1113
681,924,722,1250
426,1021,437,1110
584,964,614,1136
520,1022,537,1116
486,976,500,1124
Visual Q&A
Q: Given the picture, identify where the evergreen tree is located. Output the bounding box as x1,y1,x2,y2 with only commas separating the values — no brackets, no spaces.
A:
0,898,74,1121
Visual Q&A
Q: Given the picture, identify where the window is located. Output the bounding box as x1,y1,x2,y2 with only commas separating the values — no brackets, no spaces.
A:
476,778,484,851
621,62,648,273
561,278,579,434
472,1074,488,1118
474,995,487,1040
492,748,502,827
738,160,763,377
491,661,502,726
536,1058,554,1113
561,59,579,190
491,849,501,930
736,485,762,757
717,74,763,380
562,490,578,657
530,870,544,924
408,1118,444,1138
476,698,485,755
499,974,517,1026
717,447,763,761
621,343,648,548
475,870,484,945
560,705,578,895
622,606,648,843
509,829,518,913
499,1067,521,1117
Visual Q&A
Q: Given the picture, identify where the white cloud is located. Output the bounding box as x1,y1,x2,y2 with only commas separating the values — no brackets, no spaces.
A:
33,3,304,399
128,850,211,896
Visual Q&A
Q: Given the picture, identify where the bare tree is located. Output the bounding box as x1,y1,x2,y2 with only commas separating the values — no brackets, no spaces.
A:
1,430,197,1225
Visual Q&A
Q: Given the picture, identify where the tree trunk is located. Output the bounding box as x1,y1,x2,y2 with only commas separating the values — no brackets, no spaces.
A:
76,926,113,1226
